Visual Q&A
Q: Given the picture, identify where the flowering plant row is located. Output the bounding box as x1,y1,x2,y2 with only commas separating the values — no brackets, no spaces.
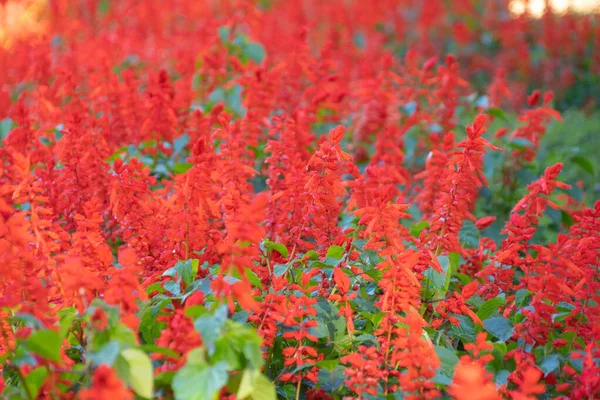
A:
0,1,599,399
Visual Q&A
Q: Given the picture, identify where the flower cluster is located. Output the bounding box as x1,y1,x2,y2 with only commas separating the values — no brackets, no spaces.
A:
0,1,598,399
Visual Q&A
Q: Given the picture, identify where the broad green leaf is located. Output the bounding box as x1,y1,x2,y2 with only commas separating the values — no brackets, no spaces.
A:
120,348,154,399
194,304,228,352
247,373,276,400
449,252,460,275
173,162,193,174
164,280,182,296
243,42,266,64
317,359,339,372
0,118,14,140
423,257,450,301
27,330,62,362
317,366,346,393
210,266,263,289
434,345,459,379
571,155,595,176
213,321,263,370
243,268,263,289
450,315,476,342
410,221,430,238
308,320,330,339
172,360,228,400
539,354,560,375
237,368,260,398
272,264,288,277
138,297,170,344
495,370,510,388
24,366,48,399
314,299,346,343
89,341,121,366
353,334,379,348
163,259,200,286
110,323,138,346
139,344,181,360
459,220,479,248
58,307,77,338
515,289,531,308
486,107,508,121
508,138,533,150
477,297,505,321
483,317,514,342
263,240,288,258
324,245,344,266
12,313,44,329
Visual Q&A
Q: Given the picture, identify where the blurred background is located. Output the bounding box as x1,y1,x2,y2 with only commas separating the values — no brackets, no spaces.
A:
0,0,598,201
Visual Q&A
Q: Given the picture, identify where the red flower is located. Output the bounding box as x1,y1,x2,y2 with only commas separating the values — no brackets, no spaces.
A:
79,365,132,400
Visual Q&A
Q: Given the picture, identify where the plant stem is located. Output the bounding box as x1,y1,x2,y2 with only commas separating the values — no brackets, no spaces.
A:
295,376,302,400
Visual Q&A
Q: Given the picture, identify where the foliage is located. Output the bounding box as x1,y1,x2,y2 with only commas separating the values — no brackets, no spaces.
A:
0,1,599,399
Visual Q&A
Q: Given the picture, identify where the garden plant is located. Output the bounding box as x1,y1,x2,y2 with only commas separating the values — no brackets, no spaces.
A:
0,0,599,399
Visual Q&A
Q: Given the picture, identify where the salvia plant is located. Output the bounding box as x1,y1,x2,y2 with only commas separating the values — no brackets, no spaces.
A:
0,1,599,400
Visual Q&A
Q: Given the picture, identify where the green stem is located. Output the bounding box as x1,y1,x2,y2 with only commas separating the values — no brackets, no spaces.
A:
16,366,34,400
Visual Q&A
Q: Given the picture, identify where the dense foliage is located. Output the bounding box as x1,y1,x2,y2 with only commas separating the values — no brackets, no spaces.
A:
0,1,599,399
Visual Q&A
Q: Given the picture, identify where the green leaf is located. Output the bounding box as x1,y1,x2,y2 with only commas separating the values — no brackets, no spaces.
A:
164,280,182,296
515,289,531,308
247,373,276,400
459,220,479,248
263,240,288,258
173,162,193,174
450,315,476,342
508,138,533,150
272,264,288,277
324,245,344,266
449,252,460,275
234,368,260,398
138,297,170,344
58,307,77,338
243,42,266,64
0,118,14,140
571,155,595,176
218,26,230,43
410,221,430,238
172,359,228,400
317,366,346,393
304,250,319,260
89,341,121,366
423,256,452,301
483,317,514,342
120,348,154,399
477,297,505,321
163,259,200,285
486,107,508,121
12,313,44,329
434,345,459,377
244,268,263,289
194,304,228,353
139,344,181,360
211,266,263,289
24,366,48,399
110,323,138,346
354,334,379,347
539,354,560,375
317,359,339,372
313,299,346,343
213,322,263,370
495,370,510,387
27,330,62,362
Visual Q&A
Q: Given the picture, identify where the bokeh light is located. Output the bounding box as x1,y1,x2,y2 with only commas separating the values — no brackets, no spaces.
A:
510,0,600,18
0,0,48,48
